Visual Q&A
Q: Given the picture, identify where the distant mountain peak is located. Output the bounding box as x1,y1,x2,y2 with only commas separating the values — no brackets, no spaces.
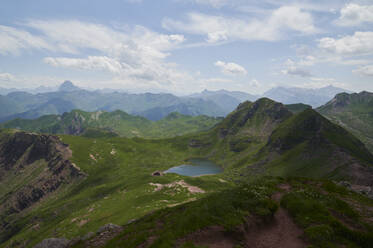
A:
59,81,80,92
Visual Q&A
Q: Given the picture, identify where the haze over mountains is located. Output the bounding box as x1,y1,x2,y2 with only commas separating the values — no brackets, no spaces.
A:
0,81,351,122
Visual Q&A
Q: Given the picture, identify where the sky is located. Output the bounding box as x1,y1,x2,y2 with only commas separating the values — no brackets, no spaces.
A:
0,0,372,95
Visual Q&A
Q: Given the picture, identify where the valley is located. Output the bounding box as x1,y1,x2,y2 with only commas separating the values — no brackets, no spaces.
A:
1,96,373,248
2,1,373,247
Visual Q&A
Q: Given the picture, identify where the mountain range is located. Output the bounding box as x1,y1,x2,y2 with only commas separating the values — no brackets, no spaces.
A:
0,81,350,122
1,96,372,247
263,85,352,108
0,110,222,139
318,91,373,153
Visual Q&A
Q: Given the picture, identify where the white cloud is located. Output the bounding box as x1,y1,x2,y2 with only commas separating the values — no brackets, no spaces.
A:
201,77,233,84
250,79,260,87
44,56,123,73
0,73,16,82
0,25,52,55
214,60,247,75
163,6,318,43
336,3,373,26
318,32,373,56
193,0,229,8
281,59,312,77
353,65,373,77
0,20,195,92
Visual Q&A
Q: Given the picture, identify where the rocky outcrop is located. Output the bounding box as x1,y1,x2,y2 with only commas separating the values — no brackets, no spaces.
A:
65,223,123,247
0,131,86,241
34,238,70,248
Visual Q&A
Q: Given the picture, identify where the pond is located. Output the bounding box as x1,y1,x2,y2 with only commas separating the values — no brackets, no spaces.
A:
164,158,223,177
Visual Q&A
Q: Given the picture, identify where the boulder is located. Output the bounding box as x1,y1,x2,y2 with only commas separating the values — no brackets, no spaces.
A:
34,238,69,248
97,223,122,234
152,171,164,176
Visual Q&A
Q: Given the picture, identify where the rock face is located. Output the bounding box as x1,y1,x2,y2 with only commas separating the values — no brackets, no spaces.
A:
34,238,70,248
0,132,85,214
0,131,86,241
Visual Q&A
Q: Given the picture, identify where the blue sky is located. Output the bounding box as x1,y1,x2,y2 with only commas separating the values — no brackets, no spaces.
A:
0,0,372,94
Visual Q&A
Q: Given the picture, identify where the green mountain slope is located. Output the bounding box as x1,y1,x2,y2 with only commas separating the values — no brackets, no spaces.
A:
185,98,373,185
2,97,373,247
0,110,222,139
318,91,373,153
285,103,312,114
82,178,372,248
0,96,23,118
258,109,373,184
0,130,231,247
0,130,85,242
187,98,293,167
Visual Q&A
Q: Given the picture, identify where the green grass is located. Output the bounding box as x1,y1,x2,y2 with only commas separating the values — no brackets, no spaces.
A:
318,91,373,153
0,110,221,139
99,178,280,248
0,134,230,247
2,97,373,247
282,179,373,248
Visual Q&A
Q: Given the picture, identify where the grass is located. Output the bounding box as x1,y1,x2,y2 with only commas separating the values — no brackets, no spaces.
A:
282,179,373,248
0,110,222,139
98,178,280,248
2,98,373,247
0,134,231,247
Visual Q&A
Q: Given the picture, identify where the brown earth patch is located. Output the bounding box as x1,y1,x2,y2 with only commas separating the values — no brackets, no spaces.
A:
177,185,307,248
245,208,307,248
149,180,205,194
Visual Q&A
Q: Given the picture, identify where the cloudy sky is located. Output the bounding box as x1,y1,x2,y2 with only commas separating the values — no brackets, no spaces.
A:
0,0,372,94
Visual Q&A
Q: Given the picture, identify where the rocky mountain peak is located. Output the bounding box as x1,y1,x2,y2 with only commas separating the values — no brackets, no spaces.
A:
59,81,80,92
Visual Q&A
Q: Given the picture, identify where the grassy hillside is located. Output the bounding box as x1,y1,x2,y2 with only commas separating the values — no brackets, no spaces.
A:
318,91,373,153
184,99,373,185
2,97,373,247
76,178,373,248
285,103,312,114
0,130,231,247
0,110,222,139
259,109,373,183
185,98,293,169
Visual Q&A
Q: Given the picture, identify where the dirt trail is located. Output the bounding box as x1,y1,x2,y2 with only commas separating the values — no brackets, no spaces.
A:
178,184,307,248
245,183,306,248
245,208,306,248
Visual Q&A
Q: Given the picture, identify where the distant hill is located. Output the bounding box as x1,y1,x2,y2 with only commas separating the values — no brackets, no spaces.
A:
188,89,259,114
135,98,226,121
263,85,351,108
318,91,373,153
58,80,81,92
0,82,350,122
0,110,222,138
285,103,312,113
0,81,230,122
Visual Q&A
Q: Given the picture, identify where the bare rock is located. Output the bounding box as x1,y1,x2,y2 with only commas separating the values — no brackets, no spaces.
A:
152,171,164,176
97,223,122,234
34,238,69,248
